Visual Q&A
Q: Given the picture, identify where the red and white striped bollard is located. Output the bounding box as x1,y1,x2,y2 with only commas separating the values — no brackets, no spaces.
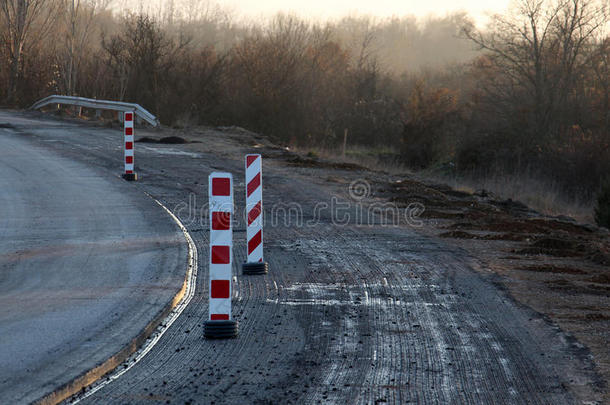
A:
242,154,268,275
204,172,238,338
122,111,137,181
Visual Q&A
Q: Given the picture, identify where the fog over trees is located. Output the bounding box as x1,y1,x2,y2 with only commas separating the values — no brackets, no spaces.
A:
1,0,608,213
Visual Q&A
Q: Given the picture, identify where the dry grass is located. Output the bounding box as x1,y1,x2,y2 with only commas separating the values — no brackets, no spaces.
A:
437,173,594,224
296,145,595,225
294,145,411,175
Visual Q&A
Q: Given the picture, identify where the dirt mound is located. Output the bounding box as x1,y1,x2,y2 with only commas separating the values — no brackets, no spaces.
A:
421,210,467,220
159,136,188,144
589,273,610,284
427,183,472,198
136,136,189,144
440,230,533,242
582,313,610,321
391,194,445,207
332,161,365,170
519,265,587,275
590,251,610,266
514,247,583,257
514,237,608,261
286,156,364,171
527,218,593,234
439,231,479,239
531,237,581,250
390,179,449,202
136,136,158,143
449,218,592,236
546,279,610,296
483,233,532,241
492,198,531,214
286,156,323,167
588,243,610,266
449,220,542,234
563,312,610,321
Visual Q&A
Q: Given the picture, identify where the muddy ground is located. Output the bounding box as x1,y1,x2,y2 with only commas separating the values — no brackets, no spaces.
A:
135,121,609,402
249,129,610,401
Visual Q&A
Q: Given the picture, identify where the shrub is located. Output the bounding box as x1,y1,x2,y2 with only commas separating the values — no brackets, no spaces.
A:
594,180,610,229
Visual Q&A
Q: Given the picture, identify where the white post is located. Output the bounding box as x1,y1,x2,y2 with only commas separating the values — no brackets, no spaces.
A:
123,111,137,181
242,154,268,275
204,172,238,338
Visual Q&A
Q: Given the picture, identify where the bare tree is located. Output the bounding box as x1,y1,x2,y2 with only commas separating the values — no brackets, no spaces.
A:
102,13,189,115
59,0,111,96
463,0,608,140
590,38,609,127
0,0,57,103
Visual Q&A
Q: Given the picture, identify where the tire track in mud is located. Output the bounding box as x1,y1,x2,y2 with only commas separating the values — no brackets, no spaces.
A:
77,235,301,404
278,224,578,404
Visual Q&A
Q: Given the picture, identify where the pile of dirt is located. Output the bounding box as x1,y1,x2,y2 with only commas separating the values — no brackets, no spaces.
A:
483,233,532,241
389,174,607,268
589,273,610,284
390,179,450,202
136,137,158,143
390,194,445,207
527,218,594,235
514,237,586,257
286,156,365,171
421,209,487,221
589,249,610,266
519,265,588,275
545,279,610,296
514,237,610,264
388,180,508,224
136,136,189,144
491,198,532,215
584,240,610,265
426,183,472,199
439,231,480,239
448,218,592,236
440,230,535,242
531,237,582,250
159,136,188,144
513,237,588,257
285,156,321,167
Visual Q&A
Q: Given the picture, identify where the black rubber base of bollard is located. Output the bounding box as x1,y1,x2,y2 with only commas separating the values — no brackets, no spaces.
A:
122,173,138,181
242,261,268,275
204,320,239,339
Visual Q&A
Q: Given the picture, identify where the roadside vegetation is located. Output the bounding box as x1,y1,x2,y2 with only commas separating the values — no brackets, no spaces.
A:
1,0,608,224
596,180,610,228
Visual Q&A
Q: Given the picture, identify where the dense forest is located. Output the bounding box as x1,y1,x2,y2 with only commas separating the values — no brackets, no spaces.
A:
1,0,608,222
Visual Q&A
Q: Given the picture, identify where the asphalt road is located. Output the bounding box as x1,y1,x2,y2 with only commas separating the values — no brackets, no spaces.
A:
0,116,186,404
0,110,599,404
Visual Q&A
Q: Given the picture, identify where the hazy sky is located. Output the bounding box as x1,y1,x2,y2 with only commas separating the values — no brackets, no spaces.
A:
219,0,512,24
123,0,512,26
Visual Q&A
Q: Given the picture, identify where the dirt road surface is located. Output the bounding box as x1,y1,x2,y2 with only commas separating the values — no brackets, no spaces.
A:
0,110,606,404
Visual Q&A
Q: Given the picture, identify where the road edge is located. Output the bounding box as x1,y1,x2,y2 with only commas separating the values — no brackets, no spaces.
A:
35,194,198,405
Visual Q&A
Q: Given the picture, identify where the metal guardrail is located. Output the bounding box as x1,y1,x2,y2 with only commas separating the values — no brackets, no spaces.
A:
30,95,160,127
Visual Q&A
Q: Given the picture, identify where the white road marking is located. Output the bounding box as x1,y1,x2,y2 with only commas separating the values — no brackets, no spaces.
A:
69,196,198,404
